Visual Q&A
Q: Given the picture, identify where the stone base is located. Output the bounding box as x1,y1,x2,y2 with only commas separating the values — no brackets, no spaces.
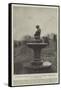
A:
31,60,43,66
25,61,52,73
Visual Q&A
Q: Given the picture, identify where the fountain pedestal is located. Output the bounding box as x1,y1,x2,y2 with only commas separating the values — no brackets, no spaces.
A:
26,41,52,73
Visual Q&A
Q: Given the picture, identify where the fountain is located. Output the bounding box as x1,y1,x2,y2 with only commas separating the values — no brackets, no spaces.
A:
25,25,52,73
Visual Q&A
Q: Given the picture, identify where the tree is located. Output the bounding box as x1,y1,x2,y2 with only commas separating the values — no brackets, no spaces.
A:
53,34,57,41
42,36,49,45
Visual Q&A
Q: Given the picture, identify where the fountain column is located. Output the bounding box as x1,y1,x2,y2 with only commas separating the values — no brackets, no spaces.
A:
33,48,41,61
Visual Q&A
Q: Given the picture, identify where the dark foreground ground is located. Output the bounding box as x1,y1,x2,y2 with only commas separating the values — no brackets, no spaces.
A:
14,39,57,74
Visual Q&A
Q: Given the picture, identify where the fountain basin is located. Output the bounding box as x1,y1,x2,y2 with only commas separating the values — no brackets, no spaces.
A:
27,42,48,49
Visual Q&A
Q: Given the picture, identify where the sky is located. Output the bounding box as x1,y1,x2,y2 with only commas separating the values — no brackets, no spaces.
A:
12,4,58,40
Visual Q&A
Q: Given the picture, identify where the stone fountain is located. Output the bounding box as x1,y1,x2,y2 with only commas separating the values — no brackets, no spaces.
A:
26,25,52,73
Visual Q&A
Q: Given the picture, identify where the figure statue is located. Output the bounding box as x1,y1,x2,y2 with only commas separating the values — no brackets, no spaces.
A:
34,25,41,39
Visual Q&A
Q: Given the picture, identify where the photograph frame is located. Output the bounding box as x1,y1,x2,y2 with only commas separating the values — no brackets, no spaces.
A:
8,3,60,87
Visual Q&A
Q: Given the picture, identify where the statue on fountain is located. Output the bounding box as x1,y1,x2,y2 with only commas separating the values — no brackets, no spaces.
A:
34,25,41,40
